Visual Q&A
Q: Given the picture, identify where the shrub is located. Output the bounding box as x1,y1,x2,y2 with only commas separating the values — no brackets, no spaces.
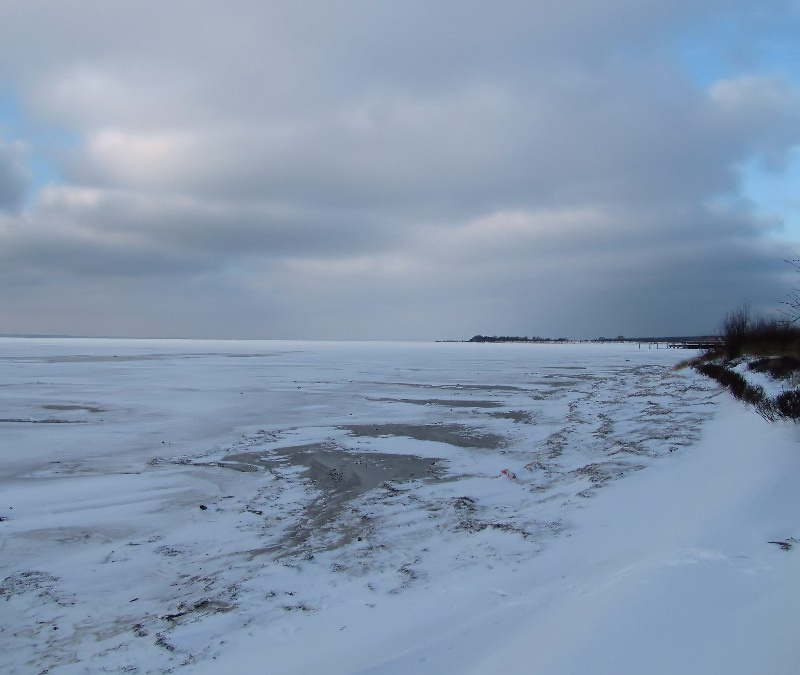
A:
720,307,800,359
694,362,767,405
748,355,800,380
693,302,800,421
774,390,800,420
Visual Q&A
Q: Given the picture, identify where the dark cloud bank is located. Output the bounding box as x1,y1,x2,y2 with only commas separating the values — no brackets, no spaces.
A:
1,1,799,339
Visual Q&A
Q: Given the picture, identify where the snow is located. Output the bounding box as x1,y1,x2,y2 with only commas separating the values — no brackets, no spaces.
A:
1,338,798,674
476,395,800,675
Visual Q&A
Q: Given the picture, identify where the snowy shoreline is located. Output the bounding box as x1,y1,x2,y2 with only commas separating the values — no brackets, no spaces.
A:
1,339,798,673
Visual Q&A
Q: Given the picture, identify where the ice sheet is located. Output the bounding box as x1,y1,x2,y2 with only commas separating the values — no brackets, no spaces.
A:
2,339,796,673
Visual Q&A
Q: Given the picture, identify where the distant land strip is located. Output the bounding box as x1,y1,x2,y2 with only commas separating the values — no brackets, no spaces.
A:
462,335,722,345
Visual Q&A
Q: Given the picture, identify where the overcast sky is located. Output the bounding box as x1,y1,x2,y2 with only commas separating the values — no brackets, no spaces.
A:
1,1,799,340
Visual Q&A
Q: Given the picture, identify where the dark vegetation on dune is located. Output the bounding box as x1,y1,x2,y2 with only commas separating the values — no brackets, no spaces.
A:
688,305,800,421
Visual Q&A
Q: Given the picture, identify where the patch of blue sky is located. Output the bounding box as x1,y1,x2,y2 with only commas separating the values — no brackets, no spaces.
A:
0,86,80,207
674,16,743,88
675,6,800,88
0,88,24,131
673,8,800,243
740,150,800,239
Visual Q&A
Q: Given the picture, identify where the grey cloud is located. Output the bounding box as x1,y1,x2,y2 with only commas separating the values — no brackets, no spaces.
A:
57,74,783,221
0,2,753,130
9,4,797,217
0,185,404,287
0,2,798,338
53,60,800,231
42,189,397,258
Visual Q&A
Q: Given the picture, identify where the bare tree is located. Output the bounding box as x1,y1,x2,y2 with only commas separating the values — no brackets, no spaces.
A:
720,305,752,358
780,259,800,324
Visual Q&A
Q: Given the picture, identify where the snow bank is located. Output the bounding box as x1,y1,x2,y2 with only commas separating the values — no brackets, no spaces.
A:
473,397,800,675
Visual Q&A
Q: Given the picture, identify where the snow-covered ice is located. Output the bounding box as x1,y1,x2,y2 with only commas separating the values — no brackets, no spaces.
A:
1,338,798,673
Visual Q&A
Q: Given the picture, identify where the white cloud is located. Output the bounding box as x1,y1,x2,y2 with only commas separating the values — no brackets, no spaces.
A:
708,74,800,168
85,129,197,187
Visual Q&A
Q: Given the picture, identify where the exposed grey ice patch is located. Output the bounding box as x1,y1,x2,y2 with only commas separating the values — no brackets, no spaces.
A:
208,443,446,556
371,397,503,408
41,404,106,413
340,423,508,449
489,410,537,424
370,381,533,393
0,417,88,424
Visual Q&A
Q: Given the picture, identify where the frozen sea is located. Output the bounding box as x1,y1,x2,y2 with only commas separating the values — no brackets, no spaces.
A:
2,338,798,673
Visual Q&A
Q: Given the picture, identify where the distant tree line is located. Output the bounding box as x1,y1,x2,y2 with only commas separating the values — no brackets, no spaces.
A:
468,335,569,343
